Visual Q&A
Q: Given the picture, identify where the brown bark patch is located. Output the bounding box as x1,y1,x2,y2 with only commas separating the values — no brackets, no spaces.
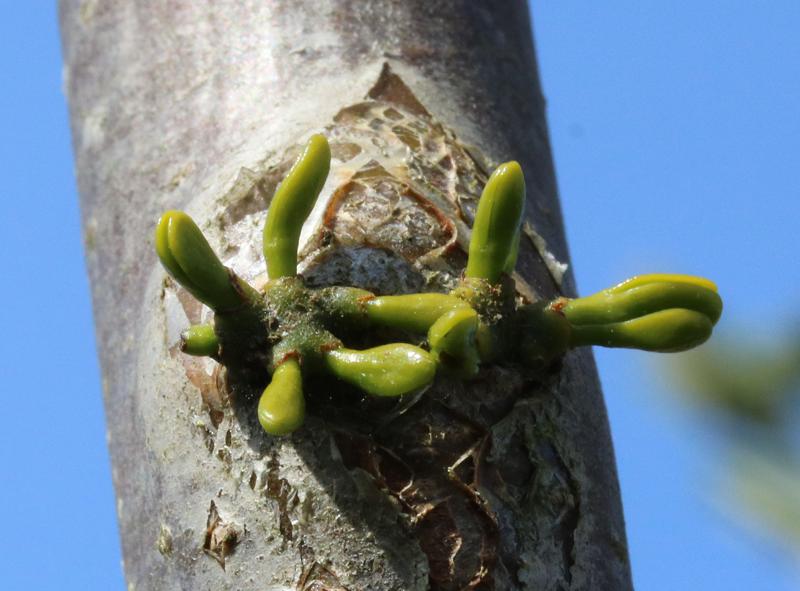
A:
323,175,455,261
203,501,241,569
266,454,298,543
297,562,351,591
368,63,431,118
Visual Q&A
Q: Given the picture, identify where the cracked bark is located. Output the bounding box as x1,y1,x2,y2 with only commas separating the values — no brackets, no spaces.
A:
60,1,633,589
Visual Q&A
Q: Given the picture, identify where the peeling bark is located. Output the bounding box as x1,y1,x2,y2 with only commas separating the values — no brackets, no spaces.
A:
60,2,632,589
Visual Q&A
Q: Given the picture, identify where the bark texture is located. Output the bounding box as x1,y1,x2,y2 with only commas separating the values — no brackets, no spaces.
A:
60,1,633,589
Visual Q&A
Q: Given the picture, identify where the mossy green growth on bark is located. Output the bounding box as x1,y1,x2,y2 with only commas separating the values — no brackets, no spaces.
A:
157,134,723,436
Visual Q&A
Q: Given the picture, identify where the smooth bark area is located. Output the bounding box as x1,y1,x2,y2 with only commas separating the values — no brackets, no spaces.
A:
60,1,632,589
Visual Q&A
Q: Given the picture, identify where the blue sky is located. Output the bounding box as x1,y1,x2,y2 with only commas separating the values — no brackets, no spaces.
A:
0,5,123,590
1,3,798,589
533,3,800,589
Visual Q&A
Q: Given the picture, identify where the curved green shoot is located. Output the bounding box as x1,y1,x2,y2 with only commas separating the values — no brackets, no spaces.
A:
465,161,526,283
323,344,437,397
258,358,306,435
263,134,331,278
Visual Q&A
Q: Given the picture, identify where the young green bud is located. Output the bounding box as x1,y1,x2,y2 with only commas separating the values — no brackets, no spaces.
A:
323,344,437,397
180,324,219,357
263,134,331,278
465,161,526,283
365,293,470,333
258,358,306,436
155,210,245,311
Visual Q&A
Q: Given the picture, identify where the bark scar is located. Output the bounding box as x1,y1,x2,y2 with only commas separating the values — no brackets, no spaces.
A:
203,500,241,569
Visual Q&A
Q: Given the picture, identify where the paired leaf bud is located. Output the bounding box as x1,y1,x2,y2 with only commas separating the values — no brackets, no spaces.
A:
562,274,722,352
155,211,244,312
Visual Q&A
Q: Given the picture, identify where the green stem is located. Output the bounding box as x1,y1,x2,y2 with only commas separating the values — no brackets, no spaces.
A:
364,293,469,333
517,304,571,364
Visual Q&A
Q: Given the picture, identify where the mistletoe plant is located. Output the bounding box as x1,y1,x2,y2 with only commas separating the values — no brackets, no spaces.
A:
156,134,722,436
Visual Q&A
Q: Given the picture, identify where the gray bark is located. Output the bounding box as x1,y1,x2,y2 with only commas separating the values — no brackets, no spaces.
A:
60,1,632,589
